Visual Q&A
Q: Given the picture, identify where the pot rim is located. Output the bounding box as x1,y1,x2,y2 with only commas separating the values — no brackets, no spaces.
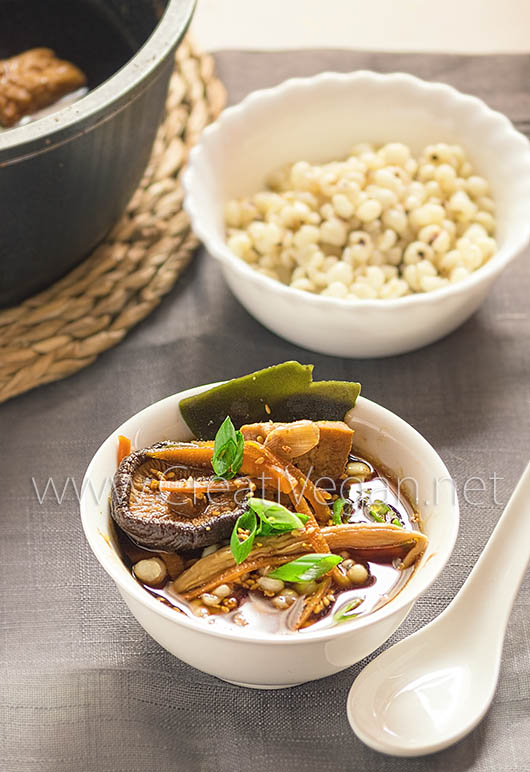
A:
0,0,196,160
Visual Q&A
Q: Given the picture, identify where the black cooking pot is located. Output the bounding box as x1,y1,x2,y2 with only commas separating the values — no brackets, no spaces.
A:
0,0,195,307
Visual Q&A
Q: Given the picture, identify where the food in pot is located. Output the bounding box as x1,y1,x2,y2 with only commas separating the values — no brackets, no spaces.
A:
111,363,428,633
224,143,496,298
0,48,87,127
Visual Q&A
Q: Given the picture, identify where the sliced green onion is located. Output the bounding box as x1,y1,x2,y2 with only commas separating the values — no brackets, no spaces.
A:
368,499,391,523
267,553,342,583
333,596,364,623
332,497,348,525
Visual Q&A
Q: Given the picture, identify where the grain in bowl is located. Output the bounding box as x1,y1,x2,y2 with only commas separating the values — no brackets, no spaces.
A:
224,142,496,300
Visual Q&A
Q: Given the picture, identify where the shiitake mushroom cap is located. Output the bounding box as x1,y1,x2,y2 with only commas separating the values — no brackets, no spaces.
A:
111,441,248,551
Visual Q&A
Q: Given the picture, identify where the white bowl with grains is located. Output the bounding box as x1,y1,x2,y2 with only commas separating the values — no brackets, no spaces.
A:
183,71,530,357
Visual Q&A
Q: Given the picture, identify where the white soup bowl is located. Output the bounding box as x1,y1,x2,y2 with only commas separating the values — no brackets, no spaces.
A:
80,382,459,688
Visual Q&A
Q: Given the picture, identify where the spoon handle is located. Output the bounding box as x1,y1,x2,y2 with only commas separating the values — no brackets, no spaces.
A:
449,462,530,637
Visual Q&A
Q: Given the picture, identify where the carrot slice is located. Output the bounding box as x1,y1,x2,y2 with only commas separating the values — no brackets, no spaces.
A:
117,435,131,466
159,477,255,495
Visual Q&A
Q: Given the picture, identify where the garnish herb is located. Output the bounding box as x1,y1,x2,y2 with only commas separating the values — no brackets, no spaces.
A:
332,497,348,525
391,517,403,528
248,498,309,534
212,416,244,479
368,499,391,523
230,498,309,564
333,596,364,624
267,553,342,583
230,510,258,564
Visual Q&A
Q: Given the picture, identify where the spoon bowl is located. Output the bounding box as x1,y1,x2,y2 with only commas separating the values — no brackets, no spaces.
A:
347,462,530,756
347,621,501,756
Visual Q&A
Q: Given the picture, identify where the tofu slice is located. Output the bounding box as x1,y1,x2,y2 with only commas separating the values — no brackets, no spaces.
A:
240,420,353,480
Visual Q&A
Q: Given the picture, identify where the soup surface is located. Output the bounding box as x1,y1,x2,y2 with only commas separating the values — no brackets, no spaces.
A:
110,363,426,634
115,452,421,634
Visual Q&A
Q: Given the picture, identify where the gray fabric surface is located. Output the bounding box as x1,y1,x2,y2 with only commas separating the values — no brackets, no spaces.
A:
1,49,530,772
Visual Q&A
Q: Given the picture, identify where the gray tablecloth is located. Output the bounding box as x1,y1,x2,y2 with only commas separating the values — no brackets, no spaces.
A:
1,50,530,772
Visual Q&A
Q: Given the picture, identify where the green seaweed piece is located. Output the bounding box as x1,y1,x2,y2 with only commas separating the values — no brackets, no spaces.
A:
180,362,313,438
180,361,361,440
273,380,361,422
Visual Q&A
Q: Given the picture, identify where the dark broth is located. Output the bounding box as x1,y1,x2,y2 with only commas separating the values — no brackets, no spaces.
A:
116,453,420,634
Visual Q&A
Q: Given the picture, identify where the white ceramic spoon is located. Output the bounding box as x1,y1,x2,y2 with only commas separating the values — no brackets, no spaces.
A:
347,462,530,757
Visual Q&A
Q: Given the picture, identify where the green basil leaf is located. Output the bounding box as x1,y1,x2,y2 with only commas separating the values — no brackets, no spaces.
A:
212,439,234,478
230,509,257,565
229,498,310,565
212,416,244,479
256,519,274,537
232,432,244,474
214,414,237,447
333,596,363,624
368,499,391,523
268,553,342,583
248,498,309,533
332,497,348,525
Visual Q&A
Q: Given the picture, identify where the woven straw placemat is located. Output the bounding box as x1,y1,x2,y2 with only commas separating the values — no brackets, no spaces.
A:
0,39,226,404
